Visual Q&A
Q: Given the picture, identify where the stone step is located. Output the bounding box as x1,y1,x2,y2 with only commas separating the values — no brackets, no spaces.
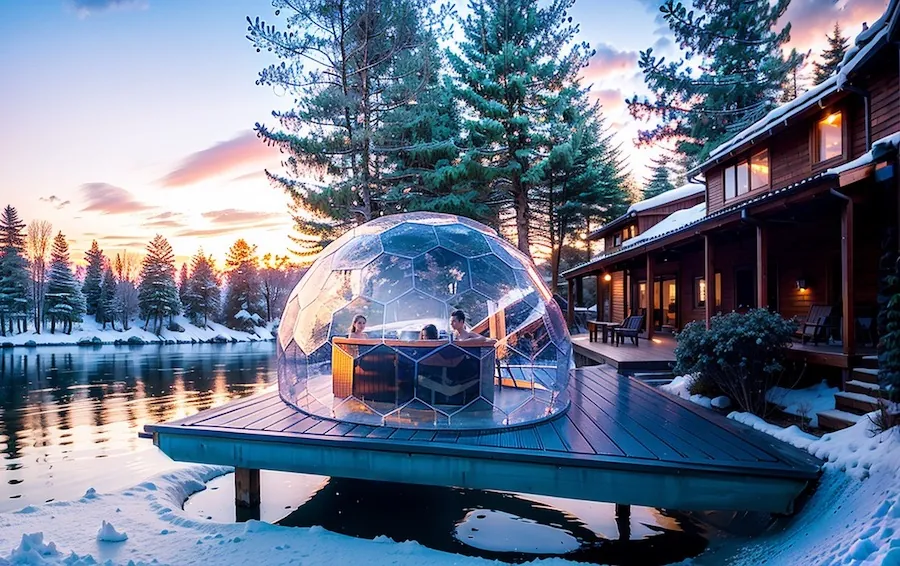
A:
835,391,882,414
817,409,864,431
859,355,879,369
845,379,881,396
852,367,880,385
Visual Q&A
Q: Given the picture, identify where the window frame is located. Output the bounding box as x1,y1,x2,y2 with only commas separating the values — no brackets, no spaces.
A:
613,233,622,247
811,109,847,168
694,276,706,309
723,149,769,203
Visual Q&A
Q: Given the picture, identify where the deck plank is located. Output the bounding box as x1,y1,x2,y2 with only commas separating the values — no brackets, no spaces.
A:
191,393,286,428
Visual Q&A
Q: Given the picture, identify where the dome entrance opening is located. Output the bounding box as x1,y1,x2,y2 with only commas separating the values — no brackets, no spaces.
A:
277,212,572,430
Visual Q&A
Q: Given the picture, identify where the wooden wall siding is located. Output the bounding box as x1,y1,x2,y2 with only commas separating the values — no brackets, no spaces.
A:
612,271,625,322
854,200,883,309
771,125,813,188
679,249,706,327
707,170,724,214
868,66,900,147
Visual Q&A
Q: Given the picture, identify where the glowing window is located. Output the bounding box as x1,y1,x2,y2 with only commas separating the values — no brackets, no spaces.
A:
750,150,769,190
817,112,843,162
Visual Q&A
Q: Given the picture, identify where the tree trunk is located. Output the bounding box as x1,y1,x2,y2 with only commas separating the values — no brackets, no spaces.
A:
514,186,531,256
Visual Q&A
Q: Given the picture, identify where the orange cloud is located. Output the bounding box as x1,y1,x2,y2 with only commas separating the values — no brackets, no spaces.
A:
589,88,626,113
158,131,278,187
80,183,154,214
201,209,285,225
782,0,888,53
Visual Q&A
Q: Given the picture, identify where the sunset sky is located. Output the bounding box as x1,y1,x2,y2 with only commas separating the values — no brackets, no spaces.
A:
0,0,888,266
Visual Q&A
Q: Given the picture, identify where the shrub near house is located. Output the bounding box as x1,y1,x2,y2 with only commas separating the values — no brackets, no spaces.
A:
673,309,797,415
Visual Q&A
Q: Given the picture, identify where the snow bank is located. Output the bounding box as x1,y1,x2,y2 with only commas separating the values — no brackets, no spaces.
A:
0,314,275,348
659,374,715,409
721,413,900,566
0,466,589,566
96,521,128,543
625,183,705,214
766,380,838,428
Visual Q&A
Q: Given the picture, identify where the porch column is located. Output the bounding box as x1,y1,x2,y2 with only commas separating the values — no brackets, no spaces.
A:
704,235,714,328
567,279,575,325
575,277,584,308
756,225,768,309
646,253,655,341
235,467,260,508
596,274,603,321
841,200,855,356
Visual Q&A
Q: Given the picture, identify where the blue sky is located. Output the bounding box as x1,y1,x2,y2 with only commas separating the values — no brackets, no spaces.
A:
0,0,887,264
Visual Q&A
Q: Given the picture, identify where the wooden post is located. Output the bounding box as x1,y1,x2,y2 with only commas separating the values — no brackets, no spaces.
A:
756,225,768,310
596,274,603,321
235,467,260,508
615,504,631,541
566,279,575,325
704,235,714,329
842,200,855,356
575,277,584,308
645,254,655,341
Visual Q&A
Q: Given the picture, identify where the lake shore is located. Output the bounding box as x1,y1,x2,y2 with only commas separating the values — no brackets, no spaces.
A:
0,314,276,349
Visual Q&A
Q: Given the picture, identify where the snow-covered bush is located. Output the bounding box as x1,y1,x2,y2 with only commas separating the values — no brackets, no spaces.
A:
673,309,797,416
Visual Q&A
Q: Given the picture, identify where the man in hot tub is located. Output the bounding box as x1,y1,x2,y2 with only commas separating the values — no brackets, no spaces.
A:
449,310,488,342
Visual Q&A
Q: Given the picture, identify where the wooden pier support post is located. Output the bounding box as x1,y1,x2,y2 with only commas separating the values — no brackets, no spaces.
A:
615,503,631,541
235,467,260,508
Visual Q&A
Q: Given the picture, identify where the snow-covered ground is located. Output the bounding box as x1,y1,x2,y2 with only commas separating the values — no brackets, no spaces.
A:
0,467,584,566
0,314,275,347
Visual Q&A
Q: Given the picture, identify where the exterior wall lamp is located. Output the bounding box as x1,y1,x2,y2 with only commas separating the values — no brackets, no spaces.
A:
603,273,612,282
796,278,807,291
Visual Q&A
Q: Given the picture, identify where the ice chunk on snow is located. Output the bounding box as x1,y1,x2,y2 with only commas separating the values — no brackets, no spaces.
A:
8,533,60,563
96,520,128,543
711,396,731,409
453,509,580,554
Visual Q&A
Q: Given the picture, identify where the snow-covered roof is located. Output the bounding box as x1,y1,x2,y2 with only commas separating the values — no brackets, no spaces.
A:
626,183,705,214
825,131,900,175
699,0,900,169
622,203,706,249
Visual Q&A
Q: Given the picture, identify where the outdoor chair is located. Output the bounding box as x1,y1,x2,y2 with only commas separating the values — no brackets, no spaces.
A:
796,305,834,345
613,315,644,347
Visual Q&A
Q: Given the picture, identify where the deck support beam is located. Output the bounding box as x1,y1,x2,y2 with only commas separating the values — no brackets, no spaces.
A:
615,504,631,541
646,254,654,341
756,225,768,310
841,198,855,356
235,467,260,508
704,235,715,328
567,279,575,325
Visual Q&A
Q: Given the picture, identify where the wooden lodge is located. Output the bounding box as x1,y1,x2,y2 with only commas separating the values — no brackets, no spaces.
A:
564,2,900,428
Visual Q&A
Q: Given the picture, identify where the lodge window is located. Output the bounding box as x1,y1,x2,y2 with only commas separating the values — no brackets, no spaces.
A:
625,225,636,240
694,277,706,309
815,111,843,162
715,272,722,309
724,150,769,201
613,233,622,247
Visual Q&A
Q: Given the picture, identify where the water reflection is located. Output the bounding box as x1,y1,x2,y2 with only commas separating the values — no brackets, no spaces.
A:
0,343,276,511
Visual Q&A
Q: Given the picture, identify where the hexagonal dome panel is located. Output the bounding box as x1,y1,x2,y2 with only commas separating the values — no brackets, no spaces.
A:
277,212,572,430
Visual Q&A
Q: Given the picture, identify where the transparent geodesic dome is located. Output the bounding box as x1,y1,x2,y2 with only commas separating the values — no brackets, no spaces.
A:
276,212,572,430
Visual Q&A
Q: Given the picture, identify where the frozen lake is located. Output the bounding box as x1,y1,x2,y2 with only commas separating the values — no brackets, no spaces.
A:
0,342,711,563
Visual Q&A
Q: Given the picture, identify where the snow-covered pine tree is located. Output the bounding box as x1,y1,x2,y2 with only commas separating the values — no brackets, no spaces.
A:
97,267,116,330
113,252,140,331
813,22,849,85
0,205,30,335
450,0,591,255
643,158,676,200
137,235,181,334
627,0,802,164
178,263,189,306
184,251,220,327
82,240,104,316
44,232,85,334
26,220,52,334
223,239,261,330
248,0,451,259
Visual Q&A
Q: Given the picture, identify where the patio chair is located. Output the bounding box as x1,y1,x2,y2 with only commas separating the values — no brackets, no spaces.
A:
796,305,834,345
613,315,644,347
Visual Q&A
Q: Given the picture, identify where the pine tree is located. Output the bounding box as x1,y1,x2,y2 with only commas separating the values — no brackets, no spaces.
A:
113,252,140,331
184,251,220,327
26,220,52,334
223,239,261,330
82,240,104,316
813,22,849,85
643,158,676,200
248,0,451,259
44,232,85,334
178,263,189,305
877,232,900,401
138,235,181,334
627,0,802,163
530,88,631,290
450,0,591,255
0,206,30,335
97,267,116,330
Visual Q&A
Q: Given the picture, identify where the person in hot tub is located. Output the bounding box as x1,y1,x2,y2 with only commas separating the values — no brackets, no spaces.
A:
419,324,439,340
449,310,487,342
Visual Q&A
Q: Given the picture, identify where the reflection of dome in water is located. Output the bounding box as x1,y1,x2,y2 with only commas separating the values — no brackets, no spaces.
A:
277,212,572,430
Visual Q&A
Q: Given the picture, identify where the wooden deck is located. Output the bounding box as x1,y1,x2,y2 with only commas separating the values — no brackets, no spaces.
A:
146,365,821,514
571,333,677,374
